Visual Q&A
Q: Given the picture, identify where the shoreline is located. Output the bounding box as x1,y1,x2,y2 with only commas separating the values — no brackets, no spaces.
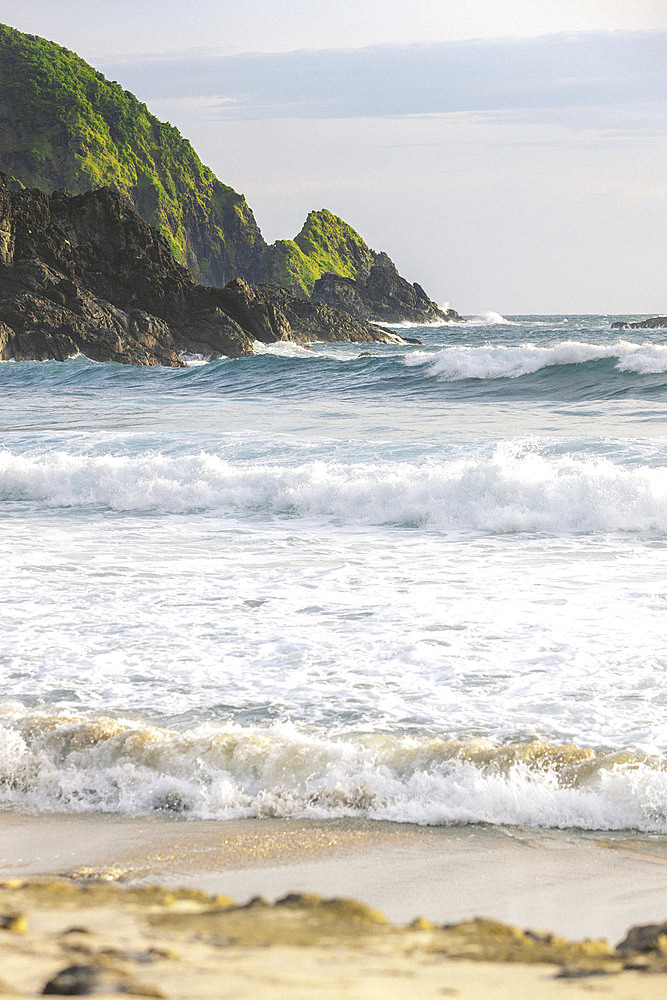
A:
1,813,666,997
2,812,666,944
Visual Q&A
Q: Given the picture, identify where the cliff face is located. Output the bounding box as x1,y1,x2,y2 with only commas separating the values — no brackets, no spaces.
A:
0,23,266,288
312,252,461,325
0,176,398,366
0,23,460,325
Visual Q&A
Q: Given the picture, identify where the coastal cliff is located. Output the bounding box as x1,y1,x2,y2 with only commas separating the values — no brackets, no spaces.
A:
0,175,399,366
313,251,461,324
0,23,458,325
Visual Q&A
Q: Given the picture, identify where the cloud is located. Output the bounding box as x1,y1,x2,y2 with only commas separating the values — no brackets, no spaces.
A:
98,31,665,129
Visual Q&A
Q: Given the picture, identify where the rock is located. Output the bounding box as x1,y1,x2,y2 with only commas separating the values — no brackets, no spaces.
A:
0,913,27,933
616,921,667,955
312,252,462,325
611,316,667,329
1,27,460,321
42,963,163,997
0,175,399,365
251,283,402,345
42,965,100,995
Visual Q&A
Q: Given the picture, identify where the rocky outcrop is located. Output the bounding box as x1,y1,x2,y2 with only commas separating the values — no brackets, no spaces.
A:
0,176,400,366
245,283,404,344
312,253,462,325
611,316,667,330
0,23,265,289
0,25,461,327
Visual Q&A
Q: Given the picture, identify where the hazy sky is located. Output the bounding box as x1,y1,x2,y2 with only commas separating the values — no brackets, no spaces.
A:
2,1,665,313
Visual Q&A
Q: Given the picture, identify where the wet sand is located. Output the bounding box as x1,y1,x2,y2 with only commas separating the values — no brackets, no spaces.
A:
1,812,666,943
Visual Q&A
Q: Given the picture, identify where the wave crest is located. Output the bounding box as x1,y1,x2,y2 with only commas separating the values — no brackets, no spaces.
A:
1,711,664,832
404,340,667,381
2,444,667,533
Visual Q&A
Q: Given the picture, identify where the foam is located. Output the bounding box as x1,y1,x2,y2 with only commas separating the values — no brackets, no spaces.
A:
251,340,315,357
466,311,513,325
374,319,459,330
179,352,214,367
2,443,667,533
0,710,664,832
403,339,667,380
615,344,667,374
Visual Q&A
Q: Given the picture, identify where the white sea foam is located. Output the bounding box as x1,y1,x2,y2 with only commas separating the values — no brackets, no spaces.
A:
251,340,314,357
616,344,667,374
179,352,214,366
3,316,666,835
2,444,667,533
466,311,513,325
404,339,667,380
0,711,664,831
375,319,458,330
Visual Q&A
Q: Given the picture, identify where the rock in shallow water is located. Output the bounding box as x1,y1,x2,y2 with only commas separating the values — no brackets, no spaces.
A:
611,316,667,330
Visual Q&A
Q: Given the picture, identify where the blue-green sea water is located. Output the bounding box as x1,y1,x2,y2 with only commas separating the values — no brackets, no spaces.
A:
1,313,665,831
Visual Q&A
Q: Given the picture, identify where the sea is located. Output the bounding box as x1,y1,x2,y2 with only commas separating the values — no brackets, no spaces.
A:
1,313,666,835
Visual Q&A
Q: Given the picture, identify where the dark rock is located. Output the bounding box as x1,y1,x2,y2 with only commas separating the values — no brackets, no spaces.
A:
611,316,667,330
42,963,163,996
251,283,403,345
0,26,461,323
0,175,399,366
42,965,100,995
312,252,462,325
616,921,667,954
0,912,26,933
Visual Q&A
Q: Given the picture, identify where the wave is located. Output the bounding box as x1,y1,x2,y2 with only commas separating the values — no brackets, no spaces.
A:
466,311,514,326
374,319,459,330
251,340,316,357
2,443,667,533
0,710,664,832
404,340,667,380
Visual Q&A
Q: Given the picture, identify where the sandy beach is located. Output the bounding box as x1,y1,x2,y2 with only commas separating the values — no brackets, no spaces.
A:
1,813,665,997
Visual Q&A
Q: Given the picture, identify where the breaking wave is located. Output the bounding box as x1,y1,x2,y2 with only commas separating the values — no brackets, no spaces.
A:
1,710,664,832
403,340,667,381
466,311,514,326
2,444,667,533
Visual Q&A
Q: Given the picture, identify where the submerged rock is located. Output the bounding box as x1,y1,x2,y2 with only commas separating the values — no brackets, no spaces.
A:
42,962,163,996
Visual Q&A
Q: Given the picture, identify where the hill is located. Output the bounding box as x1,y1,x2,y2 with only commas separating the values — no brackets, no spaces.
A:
0,23,265,287
0,23,457,322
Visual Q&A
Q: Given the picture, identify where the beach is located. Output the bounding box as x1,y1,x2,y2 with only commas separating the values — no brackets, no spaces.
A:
2,814,667,942
1,813,666,996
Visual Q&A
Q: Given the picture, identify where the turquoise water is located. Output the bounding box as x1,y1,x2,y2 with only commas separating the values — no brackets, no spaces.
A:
0,314,665,830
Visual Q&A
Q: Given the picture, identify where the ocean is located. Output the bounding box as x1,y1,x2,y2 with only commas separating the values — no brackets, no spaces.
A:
1,314,666,835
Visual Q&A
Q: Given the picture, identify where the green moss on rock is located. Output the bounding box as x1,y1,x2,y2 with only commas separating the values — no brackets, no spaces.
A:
263,210,375,296
0,23,264,286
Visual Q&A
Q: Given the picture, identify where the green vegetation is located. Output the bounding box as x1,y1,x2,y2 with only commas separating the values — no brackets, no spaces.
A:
263,210,375,295
0,23,264,285
0,24,378,295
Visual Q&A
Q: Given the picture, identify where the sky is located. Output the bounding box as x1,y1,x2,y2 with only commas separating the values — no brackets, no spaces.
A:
2,1,665,313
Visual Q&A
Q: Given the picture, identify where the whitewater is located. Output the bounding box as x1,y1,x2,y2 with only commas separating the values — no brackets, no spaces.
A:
1,314,666,834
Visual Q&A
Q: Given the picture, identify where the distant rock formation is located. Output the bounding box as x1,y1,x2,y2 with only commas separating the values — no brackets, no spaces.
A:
0,176,400,366
611,316,667,330
0,24,460,326
312,252,462,325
